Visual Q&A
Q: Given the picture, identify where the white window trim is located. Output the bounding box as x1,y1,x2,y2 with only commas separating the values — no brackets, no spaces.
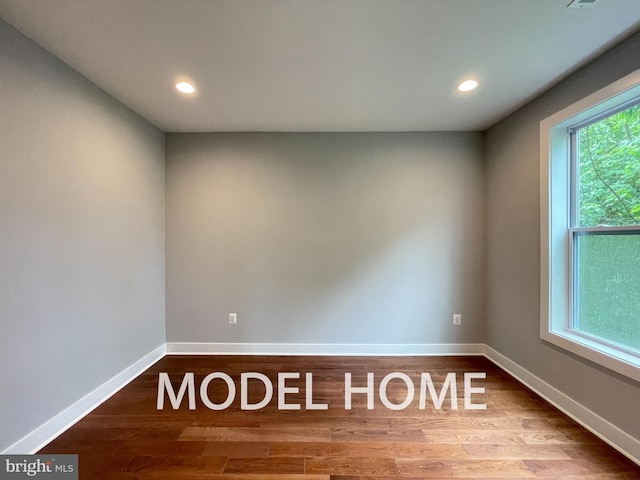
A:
540,69,640,383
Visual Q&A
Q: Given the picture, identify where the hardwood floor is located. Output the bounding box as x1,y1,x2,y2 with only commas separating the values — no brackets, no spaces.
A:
39,355,640,479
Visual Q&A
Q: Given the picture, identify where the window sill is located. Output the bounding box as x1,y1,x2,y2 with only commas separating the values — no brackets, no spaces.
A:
541,328,640,383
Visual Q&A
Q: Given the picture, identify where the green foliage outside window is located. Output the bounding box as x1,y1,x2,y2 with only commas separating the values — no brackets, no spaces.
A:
578,104,640,227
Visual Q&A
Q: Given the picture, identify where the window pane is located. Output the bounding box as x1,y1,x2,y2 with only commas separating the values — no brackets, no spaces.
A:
577,104,640,227
575,233,640,351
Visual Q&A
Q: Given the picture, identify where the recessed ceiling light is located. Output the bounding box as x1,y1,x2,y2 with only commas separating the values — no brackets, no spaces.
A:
457,79,478,92
176,81,196,94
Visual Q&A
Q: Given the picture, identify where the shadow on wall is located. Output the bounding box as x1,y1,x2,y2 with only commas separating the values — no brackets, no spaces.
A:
166,132,485,344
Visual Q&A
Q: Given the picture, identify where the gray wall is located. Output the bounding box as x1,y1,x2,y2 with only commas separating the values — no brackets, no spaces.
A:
485,30,640,439
0,20,166,451
166,132,485,344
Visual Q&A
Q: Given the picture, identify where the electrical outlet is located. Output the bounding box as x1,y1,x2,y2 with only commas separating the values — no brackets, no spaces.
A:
453,314,462,325
229,313,237,324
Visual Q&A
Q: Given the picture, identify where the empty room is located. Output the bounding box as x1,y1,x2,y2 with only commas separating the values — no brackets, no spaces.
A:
1,1,639,478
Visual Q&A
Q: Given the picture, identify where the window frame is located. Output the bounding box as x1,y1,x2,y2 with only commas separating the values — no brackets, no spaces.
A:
540,69,640,382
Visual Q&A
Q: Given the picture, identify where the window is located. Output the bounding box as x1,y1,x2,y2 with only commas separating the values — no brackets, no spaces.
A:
541,70,640,382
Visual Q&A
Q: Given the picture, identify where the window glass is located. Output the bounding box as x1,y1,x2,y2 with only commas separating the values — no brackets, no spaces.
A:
576,104,640,228
573,102,640,352
574,232,640,351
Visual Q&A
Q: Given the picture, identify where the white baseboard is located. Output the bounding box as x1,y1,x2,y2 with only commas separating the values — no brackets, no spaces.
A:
165,342,485,356
2,344,166,454
483,345,640,466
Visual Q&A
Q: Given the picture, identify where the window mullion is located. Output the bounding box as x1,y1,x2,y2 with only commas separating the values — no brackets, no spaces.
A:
569,229,578,332
569,128,578,229
569,128,579,332
570,226,640,234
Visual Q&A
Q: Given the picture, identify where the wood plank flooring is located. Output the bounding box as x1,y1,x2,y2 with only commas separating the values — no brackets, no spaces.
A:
39,355,640,479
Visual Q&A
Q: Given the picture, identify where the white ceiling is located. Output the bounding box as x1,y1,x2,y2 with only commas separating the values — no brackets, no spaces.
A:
1,0,639,132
